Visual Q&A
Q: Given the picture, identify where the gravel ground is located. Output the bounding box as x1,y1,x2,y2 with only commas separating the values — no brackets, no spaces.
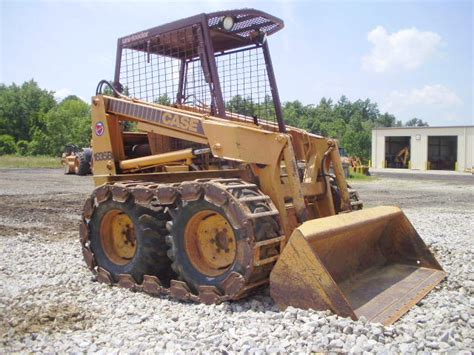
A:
0,169,472,353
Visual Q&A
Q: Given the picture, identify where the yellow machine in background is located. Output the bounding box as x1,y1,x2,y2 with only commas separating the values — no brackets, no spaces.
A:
80,9,445,325
61,144,92,175
396,146,410,169
350,156,370,175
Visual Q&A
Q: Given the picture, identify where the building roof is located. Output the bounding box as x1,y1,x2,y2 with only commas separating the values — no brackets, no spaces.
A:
373,125,473,131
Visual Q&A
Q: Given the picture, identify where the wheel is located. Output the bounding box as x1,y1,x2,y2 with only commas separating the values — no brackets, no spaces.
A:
330,177,363,212
166,198,241,292
231,188,280,244
348,186,363,210
87,188,174,285
75,151,91,175
166,181,280,296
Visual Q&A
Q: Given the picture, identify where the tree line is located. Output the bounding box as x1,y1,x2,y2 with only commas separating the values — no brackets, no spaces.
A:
0,80,427,161
227,95,428,162
0,80,91,156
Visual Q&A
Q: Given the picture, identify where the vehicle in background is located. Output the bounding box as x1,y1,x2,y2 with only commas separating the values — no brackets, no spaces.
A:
61,144,92,175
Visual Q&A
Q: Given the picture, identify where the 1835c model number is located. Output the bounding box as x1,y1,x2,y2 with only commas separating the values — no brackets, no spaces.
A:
94,151,113,161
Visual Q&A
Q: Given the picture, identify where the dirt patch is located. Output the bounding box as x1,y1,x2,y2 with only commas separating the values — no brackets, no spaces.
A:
1,298,93,344
0,192,86,240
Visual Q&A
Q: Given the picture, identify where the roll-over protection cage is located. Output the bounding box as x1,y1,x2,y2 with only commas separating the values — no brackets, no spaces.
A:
113,9,286,132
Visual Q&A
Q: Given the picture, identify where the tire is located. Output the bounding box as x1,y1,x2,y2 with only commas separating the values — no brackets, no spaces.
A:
330,178,363,212
231,188,280,243
166,182,280,295
75,151,91,175
87,190,174,285
348,187,363,210
166,198,243,293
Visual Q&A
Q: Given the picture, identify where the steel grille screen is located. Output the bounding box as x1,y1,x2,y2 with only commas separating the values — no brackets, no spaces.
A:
119,27,276,125
119,26,200,105
216,46,275,124
120,48,182,103
182,58,212,110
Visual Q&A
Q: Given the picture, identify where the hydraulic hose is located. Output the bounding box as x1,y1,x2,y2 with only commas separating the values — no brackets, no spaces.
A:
95,80,127,98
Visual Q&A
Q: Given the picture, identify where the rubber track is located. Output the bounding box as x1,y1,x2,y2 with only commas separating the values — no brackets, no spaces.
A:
79,178,285,305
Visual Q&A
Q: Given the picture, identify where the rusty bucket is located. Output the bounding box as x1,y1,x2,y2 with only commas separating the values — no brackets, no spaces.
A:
269,206,446,325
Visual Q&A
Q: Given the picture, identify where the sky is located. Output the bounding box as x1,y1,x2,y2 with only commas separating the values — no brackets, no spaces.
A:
1,0,473,126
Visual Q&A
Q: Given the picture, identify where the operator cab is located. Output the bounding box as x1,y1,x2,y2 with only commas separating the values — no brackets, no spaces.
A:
113,9,286,132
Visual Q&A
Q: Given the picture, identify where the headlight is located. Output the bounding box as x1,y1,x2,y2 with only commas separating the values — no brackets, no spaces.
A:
221,16,235,31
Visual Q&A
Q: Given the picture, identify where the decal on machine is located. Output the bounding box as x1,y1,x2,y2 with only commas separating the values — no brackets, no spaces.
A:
107,99,205,135
95,122,105,136
159,112,200,133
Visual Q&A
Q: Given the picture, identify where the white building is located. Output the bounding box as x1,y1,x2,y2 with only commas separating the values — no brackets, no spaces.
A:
371,126,474,172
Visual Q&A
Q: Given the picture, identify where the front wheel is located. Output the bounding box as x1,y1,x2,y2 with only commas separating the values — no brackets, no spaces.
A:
165,180,281,297
330,177,363,212
166,198,244,293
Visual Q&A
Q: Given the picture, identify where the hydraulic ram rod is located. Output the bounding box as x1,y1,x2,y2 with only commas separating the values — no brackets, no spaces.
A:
119,148,210,170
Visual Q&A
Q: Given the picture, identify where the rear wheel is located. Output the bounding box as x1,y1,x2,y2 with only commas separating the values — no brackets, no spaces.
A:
86,188,174,284
99,210,137,265
75,151,91,175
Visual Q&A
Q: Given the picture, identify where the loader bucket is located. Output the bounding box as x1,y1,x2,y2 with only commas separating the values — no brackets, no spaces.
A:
270,206,446,325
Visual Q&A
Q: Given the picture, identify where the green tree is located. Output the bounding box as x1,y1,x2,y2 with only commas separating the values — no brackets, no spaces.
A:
102,80,130,97
376,112,402,127
227,95,256,117
334,96,354,124
29,97,91,155
283,100,307,128
0,134,16,155
62,95,84,103
225,94,404,163
305,98,334,134
0,80,56,142
281,96,402,162
15,140,29,156
154,94,172,106
405,118,429,127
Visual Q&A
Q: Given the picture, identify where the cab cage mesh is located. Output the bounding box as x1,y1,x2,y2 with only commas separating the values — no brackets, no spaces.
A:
118,22,278,127
119,26,199,107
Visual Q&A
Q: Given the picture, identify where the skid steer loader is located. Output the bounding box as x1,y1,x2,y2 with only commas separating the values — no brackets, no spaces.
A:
61,144,92,175
80,9,445,325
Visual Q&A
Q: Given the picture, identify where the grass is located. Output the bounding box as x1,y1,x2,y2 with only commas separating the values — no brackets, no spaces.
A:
347,171,377,181
0,155,61,168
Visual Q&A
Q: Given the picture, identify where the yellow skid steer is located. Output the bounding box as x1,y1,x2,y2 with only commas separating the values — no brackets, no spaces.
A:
80,9,445,325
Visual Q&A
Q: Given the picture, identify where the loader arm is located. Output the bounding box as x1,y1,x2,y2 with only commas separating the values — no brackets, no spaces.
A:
91,94,351,237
